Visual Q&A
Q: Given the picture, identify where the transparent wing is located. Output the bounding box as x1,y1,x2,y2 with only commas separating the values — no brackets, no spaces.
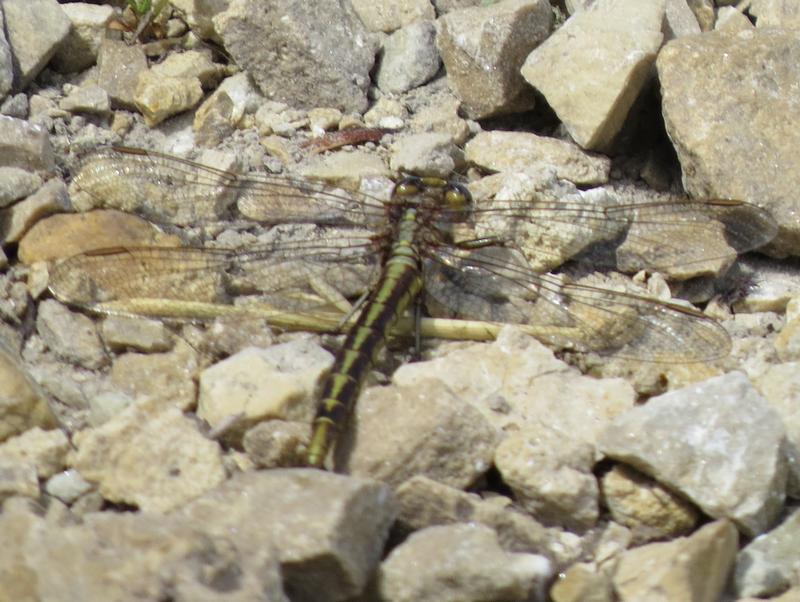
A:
474,193,777,278
423,245,730,362
70,146,388,226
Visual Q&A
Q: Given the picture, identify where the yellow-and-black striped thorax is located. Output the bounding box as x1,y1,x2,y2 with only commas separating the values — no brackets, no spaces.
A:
307,176,472,468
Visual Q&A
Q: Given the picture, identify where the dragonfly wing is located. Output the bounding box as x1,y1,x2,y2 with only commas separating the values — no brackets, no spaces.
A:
424,246,730,362
476,189,777,279
71,147,386,227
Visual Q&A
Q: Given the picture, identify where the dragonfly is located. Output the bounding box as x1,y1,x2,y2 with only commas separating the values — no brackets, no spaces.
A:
47,146,778,468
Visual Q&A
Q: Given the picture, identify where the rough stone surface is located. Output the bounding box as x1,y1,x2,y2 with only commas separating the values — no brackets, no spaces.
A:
734,507,800,598
3,0,70,88
45,468,92,503
351,0,435,32
465,131,611,186
242,419,308,468
0,167,42,208
598,372,788,536
0,426,68,479
0,341,57,443
389,132,463,177
70,398,226,512
215,0,376,112
181,469,395,601
58,84,111,116
521,0,665,150
0,6,12,99
100,315,173,353
0,177,70,243
658,29,800,256
0,116,55,173
376,20,440,95
377,523,552,602
198,340,332,444
437,0,552,119
750,0,800,28
134,70,204,127
600,464,700,544
36,299,106,370
612,520,738,602
94,38,149,110
50,2,114,73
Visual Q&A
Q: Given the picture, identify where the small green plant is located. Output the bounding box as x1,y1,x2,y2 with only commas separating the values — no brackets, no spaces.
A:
127,0,152,17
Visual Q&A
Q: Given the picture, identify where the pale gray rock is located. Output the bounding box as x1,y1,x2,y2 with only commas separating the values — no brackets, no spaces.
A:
215,0,376,113
95,38,149,110
242,419,308,468
100,315,172,353
198,341,333,444
182,469,395,601
0,177,70,243
149,50,227,89
0,426,68,479
45,468,92,503
36,299,106,370
734,506,800,598
715,6,754,32
723,256,800,314
134,70,204,127
363,96,407,128
394,475,582,567
376,20,440,95
70,398,226,512
0,5,12,99
0,459,38,500
437,0,552,119
110,340,199,411
0,116,56,173
522,0,665,151
351,0,435,32
434,0,482,13
389,132,463,177
0,499,289,602
598,372,788,537
0,167,42,207
50,2,114,73
750,0,800,28
495,427,600,531
170,0,231,42
0,341,57,443
465,131,611,186
407,91,471,143
664,0,701,39
377,523,552,602
58,84,111,116
338,379,498,488
550,562,614,602
657,29,800,256
3,0,70,88
612,520,738,602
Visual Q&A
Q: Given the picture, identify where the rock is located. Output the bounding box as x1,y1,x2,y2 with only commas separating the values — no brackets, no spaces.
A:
181,469,395,601
0,167,42,208
598,371,788,537
350,0,435,32
100,315,173,353
612,520,738,602
363,96,407,129
45,468,93,503
465,131,611,186
437,0,552,119
495,427,600,531
0,341,57,443
149,49,226,89
338,378,498,488
36,299,106,369
193,90,236,147
715,6,754,32
110,339,199,412
58,84,111,116
521,0,665,151
407,92,471,143
389,132,463,177
198,340,333,444
242,419,308,468
0,7,11,99
0,116,56,173
300,150,392,186
170,0,231,42
70,398,226,512
753,361,800,497
600,464,700,544
550,562,614,602
750,0,800,27
394,475,581,567
734,506,800,598
2,0,70,88
0,177,70,243
376,20,440,95
657,29,800,256
19,210,180,265
50,2,115,73
94,38,149,110
0,426,68,479
215,0,376,113
307,107,343,133
664,0,701,39
377,523,552,602
134,70,204,127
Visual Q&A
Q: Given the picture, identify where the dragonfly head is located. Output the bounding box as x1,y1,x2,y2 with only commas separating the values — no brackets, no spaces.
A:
393,176,473,223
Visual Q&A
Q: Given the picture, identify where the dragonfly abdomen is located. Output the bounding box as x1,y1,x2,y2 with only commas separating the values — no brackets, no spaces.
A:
307,208,425,468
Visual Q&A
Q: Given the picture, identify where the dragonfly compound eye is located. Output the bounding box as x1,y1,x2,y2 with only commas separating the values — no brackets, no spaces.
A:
394,177,422,197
